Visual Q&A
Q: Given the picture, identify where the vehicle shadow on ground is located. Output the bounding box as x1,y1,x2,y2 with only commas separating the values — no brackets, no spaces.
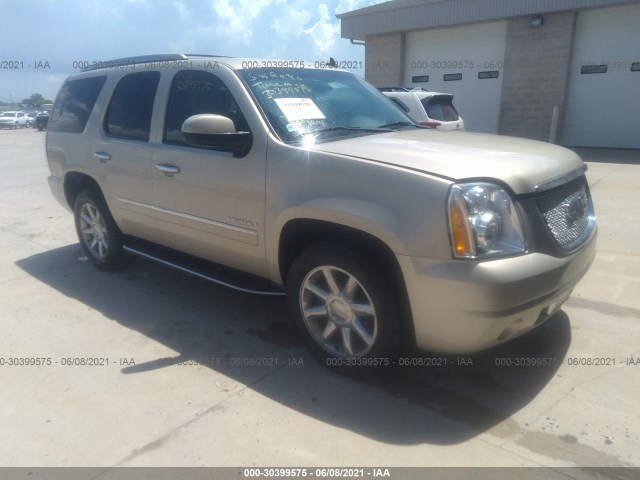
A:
17,244,572,446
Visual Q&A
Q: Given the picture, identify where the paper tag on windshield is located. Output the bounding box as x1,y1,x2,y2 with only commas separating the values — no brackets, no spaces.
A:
274,98,325,121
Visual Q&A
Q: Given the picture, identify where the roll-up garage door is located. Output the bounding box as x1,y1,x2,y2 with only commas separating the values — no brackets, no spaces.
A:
404,21,507,133
562,4,640,148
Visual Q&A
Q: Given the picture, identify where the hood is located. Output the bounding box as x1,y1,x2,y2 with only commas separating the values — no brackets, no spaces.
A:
314,130,584,194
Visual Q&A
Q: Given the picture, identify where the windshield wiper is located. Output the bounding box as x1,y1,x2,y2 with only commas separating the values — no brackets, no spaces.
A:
308,126,393,137
377,121,426,129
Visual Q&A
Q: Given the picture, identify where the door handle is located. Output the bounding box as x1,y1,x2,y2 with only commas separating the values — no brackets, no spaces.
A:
155,163,181,175
93,152,111,162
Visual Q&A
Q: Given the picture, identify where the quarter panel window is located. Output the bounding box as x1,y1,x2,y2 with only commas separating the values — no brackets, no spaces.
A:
49,76,107,133
164,70,249,145
106,72,160,141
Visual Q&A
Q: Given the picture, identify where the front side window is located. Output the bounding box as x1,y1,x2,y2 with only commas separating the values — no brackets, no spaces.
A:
164,70,249,145
49,76,106,133
106,71,160,141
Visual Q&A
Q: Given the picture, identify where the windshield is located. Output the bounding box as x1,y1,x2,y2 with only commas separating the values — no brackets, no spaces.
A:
238,68,414,144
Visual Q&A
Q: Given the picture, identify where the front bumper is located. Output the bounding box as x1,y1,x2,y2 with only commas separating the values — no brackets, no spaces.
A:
397,230,597,353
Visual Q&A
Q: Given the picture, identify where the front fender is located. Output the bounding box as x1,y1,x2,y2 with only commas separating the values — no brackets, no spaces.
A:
264,138,454,284
267,199,406,285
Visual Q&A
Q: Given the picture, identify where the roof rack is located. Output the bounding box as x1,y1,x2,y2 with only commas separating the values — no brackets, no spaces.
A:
184,53,231,59
81,54,189,72
81,53,234,72
377,87,410,92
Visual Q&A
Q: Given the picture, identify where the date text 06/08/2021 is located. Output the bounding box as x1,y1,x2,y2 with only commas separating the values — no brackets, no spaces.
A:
243,467,391,478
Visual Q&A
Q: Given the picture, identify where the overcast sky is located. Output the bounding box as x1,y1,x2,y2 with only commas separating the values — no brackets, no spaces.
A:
0,0,384,104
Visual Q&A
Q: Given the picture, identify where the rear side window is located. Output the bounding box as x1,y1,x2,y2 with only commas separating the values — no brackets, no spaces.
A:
388,97,410,113
422,96,459,122
49,76,107,133
106,72,160,141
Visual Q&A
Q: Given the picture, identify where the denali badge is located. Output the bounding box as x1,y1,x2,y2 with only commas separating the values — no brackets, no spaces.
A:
228,216,258,228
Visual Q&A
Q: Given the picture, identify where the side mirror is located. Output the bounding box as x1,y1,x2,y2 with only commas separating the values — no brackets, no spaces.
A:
181,114,252,157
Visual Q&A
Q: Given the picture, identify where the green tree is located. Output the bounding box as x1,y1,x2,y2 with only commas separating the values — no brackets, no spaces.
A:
21,93,47,107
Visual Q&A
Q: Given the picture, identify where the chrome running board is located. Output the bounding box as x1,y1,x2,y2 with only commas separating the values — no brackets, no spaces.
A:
122,244,285,297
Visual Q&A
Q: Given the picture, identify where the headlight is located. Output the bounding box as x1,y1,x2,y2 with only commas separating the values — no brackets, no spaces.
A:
447,183,526,259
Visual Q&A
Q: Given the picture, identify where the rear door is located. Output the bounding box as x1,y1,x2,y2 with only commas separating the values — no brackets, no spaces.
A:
92,71,162,239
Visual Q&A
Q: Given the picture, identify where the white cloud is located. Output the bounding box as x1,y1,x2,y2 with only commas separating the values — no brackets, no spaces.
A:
173,1,188,17
212,0,285,44
45,74,67,84
271,6,312,37
303,4,341,56
335,0,386,15
0,0,385,100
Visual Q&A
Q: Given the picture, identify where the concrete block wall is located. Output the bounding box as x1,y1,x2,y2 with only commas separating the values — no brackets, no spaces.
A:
499,12,576,142
364,33,404,87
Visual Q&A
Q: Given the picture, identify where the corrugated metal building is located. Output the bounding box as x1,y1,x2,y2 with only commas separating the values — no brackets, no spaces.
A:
338,0,640,148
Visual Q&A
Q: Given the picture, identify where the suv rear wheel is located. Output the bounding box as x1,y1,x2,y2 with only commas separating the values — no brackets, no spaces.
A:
286,243,400,365
73,189,133,270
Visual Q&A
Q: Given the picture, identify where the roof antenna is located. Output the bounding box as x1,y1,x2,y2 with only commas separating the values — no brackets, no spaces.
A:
328,57,337,68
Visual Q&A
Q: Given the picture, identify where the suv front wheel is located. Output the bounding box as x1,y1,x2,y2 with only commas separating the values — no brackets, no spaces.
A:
286,243,400,364
73,189,133,270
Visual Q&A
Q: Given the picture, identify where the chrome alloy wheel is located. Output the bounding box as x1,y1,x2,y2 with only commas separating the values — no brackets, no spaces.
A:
79,203,109,260
299,266,378,357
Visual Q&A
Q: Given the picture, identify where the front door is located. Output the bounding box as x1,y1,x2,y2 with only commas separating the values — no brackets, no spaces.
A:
152,68,267,277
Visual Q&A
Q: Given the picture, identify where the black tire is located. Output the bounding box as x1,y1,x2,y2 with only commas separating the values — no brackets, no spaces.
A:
73,189,134,270
286,243,401,367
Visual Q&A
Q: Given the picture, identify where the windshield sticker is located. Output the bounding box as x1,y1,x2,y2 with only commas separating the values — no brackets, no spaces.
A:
274,98,325,121
246,71,304,82
252,80,312,99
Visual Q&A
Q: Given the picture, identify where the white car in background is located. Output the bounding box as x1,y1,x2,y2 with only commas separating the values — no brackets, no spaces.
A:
0,111,29,129
381,89,464,131
26,113,37,127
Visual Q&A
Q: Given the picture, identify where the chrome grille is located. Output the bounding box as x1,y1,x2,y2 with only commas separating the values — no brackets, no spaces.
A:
536,176,593,251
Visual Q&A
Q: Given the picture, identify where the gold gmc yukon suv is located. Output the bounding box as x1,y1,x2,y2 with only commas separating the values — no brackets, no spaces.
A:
46,54,597,364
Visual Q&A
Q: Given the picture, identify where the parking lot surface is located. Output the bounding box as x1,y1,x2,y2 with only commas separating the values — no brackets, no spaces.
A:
0,128,639,471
